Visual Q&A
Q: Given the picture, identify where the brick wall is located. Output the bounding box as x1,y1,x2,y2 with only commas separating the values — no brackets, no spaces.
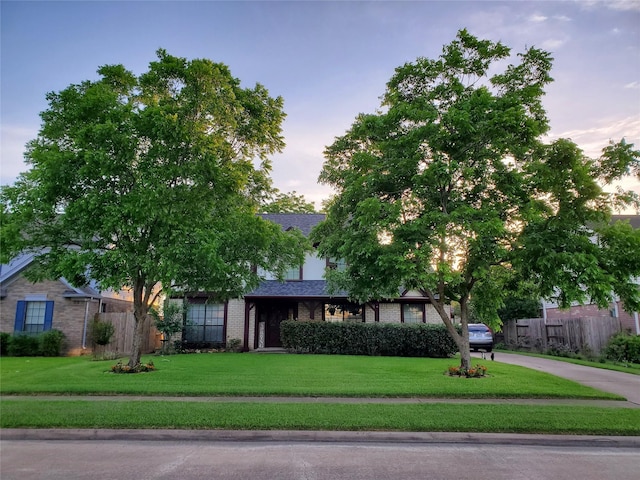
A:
1,275,99,355
1,273,135,355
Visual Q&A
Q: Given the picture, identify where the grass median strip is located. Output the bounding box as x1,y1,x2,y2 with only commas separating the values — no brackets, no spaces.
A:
2,399,639,435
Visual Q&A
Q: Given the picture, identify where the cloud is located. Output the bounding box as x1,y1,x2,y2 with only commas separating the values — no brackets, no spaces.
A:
546,115,640,157
580,0,640,12
541,38,567,49
0,125,37,186
530,14,548,22
624,81,640,89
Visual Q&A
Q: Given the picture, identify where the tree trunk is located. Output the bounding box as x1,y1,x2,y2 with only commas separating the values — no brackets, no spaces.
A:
128,278,147,368
457,299,471,370
429,291,472,370
127,310,145,368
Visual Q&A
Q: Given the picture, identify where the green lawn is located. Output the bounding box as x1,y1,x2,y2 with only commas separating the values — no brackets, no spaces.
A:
2,353,637,435
0,353,623,399
2,399,639,435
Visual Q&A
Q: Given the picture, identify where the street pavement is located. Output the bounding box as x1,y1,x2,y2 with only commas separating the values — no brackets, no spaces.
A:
2,439,639,480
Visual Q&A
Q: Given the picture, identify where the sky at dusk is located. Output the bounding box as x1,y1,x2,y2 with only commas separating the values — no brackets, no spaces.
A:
2,0,639,209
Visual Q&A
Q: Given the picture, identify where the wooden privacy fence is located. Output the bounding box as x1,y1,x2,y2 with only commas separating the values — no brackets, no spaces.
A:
96,312,160,355
502,317,622,355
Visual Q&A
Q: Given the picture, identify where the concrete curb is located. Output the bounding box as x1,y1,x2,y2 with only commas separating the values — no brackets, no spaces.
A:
3,428,640,448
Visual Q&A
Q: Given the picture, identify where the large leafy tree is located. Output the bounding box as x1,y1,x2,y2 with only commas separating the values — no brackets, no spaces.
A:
311,30,640,369
261,190,317,213
1,50,307,366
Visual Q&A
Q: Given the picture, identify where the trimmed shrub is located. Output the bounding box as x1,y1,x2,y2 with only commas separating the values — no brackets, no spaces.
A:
7,334,40,356
280,321,457,358
604,333,640,365
90,318,115,346
0,332,10,356
40,329,66,356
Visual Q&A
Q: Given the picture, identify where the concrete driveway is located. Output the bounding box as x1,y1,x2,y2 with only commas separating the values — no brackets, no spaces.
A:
481,351,640,406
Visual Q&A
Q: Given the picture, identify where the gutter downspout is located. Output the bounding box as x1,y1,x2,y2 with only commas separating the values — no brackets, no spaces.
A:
81,297,101,350
81,300,90,349
634,312,639,335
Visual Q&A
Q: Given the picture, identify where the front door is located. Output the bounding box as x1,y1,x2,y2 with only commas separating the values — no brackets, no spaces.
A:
259,302,297,347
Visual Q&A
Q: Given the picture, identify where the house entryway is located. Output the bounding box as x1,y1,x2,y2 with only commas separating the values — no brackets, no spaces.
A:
256,301,298,348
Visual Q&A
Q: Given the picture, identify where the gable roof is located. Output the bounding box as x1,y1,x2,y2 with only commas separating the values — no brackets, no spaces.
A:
0,252,101,299
259,213,325,236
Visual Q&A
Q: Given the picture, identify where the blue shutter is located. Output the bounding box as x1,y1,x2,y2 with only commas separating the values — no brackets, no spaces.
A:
14,301,26,332
43,301,54,331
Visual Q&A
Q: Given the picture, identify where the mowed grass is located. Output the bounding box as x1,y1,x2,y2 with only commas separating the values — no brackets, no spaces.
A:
0,353,623,399
2,399,640,435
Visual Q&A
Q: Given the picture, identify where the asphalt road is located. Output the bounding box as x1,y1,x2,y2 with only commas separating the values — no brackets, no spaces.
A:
2,439,639,480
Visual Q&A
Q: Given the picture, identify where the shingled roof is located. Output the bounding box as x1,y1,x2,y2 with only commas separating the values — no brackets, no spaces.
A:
611,215,640,229
259,213,325,236
245,280,348,299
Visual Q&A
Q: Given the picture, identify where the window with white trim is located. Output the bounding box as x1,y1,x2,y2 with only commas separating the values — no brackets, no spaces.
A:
14,300,54,334
283,264,302,281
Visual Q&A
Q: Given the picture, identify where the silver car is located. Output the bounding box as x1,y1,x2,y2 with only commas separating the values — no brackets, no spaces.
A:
468,323,493,352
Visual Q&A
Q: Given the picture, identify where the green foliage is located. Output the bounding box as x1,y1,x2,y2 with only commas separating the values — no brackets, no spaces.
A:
5,330,66,357
280,321,458,358
0,49,308,367
498,296,541,322
89,318,115,346
0,332,10,355
226,338,242,352
111,359,155,373
39,329,66,357
604,333,640,365
311,28,640,371
262,190,317,213
7,335,41,356
446,364,488,378
150,300,186,353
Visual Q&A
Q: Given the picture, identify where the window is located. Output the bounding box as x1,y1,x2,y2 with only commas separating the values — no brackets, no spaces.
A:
402,304,425,324
283,264,302,281
185,302,225,344
327,258,347,272
324,302,363,323
14,300,54,334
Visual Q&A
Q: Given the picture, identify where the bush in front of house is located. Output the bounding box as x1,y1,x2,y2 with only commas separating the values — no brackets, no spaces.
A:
4,330,66,356
280,321,458,358
89,318,115,346
39,329,66,356
7,334,41,356
604,332,640,365
0,332,10,356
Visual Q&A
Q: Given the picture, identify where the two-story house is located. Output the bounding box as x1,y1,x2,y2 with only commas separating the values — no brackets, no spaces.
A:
180,213,447,351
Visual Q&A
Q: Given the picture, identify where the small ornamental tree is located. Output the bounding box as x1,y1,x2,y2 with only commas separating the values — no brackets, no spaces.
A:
150,300,186,353
1,50,309,368
311,29,640,370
